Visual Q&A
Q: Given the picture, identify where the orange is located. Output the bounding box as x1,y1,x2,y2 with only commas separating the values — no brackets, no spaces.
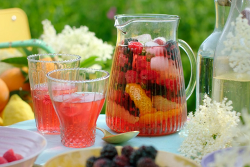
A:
0,78,9,114
0,67,30,92
125,83,152,115
139,108,180,124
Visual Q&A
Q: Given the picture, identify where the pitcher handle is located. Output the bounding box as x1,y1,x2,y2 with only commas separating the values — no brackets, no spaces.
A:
178,39,196,100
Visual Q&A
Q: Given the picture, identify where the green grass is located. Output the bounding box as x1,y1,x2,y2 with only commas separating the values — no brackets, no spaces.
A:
1,0,217,112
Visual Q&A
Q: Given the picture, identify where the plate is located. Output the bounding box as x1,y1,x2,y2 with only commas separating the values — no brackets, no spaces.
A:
43,146,200,167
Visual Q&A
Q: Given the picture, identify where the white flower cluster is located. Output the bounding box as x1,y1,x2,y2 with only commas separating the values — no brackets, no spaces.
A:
179,95,241,163
207,109,250,167
40,19,114,68
222,14,250,75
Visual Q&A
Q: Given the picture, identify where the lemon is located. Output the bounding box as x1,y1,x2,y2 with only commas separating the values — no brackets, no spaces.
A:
0,117,3,126
2,94,34,126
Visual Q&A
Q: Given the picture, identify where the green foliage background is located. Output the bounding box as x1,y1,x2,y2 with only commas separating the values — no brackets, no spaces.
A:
1,0,217,113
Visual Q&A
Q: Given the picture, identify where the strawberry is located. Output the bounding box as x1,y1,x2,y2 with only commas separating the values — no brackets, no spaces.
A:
3,149,17,162
0,156,7,164
128,41,143,54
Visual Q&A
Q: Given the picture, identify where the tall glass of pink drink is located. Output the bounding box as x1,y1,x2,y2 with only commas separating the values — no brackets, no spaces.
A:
27,54,81,134
47,68,109,148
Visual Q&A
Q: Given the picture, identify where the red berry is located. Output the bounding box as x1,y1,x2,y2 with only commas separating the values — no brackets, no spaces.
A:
118,53,128,67
154,38,165,45
125,70,137,83
140,70,157,80
114,71,126,84
136,56,148,71
3,149,17,162
15,154,23,160
0,156,8,164
128,41,143,54
114,90,124,104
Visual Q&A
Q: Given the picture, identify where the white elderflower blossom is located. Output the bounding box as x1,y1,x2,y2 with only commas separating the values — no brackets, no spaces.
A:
207,109,250,167
40,19,114,66
222,14,250,75
179,95,241,163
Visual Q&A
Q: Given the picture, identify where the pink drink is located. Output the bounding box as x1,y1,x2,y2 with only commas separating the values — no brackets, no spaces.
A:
52,92,105,148
31,85,60,134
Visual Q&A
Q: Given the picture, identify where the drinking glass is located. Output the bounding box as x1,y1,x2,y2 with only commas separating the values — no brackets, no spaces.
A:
47,68,109,148
27,54,81,134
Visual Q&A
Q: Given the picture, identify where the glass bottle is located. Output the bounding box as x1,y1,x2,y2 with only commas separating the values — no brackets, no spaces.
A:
212,0,250,114
196,0,230,109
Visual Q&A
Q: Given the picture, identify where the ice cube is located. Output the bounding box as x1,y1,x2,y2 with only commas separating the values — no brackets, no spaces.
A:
135,34,152,44
145,41,159,47
150,56,169,71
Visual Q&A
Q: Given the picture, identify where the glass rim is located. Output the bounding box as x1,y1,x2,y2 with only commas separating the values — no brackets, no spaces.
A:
114,14,180,19
46,68,110,83
27,53,81,63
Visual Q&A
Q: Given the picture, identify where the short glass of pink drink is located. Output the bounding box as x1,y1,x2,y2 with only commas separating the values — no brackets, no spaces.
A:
27,54,81,134
46,68,109,148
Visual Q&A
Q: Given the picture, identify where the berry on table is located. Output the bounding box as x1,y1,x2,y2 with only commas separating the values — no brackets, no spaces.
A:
121,145,134,158
100,144,118,160
93,158,113,167
137,157,159,167
86,156,99,167
113,155,130,167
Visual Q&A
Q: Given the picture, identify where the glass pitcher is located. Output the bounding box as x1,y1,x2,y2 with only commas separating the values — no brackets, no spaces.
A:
106,14,196,136
212,0,250,115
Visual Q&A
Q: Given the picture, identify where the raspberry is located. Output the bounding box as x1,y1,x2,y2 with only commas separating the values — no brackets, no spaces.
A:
121,145,134,158
113,155,129,167
0,156,7,164
123,38,138,45
137,157,159,167
135,56,147,71
114,71,126,84
118,53,129,68
128,41,143,54
100,144,118,160
140,70,157,80
154,38,165,45
86,156,99,167
93,158,113,167
125,70,137,83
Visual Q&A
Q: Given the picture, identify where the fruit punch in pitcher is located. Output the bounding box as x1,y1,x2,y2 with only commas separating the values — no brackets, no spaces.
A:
106,14,196,136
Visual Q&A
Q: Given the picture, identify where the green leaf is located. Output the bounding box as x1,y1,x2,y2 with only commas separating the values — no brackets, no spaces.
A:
80,56,99,68
20,68,29,83
22,47,33,57
1,57,28,66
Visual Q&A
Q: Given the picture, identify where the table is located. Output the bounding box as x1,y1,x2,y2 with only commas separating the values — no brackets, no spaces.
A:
10,114,184,166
